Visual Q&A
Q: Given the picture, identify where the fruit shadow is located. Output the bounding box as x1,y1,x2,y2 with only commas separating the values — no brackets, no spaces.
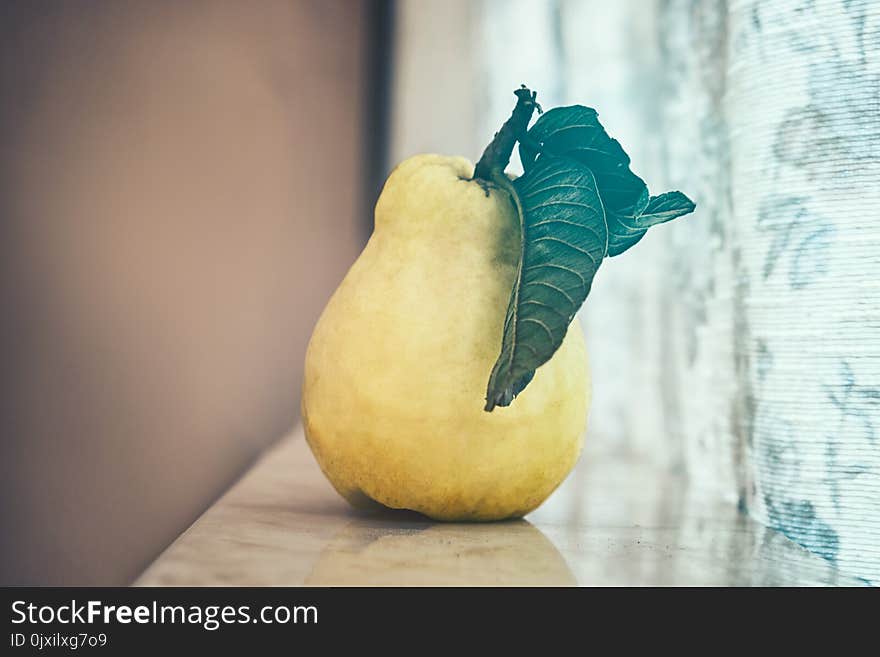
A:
304,509,576,585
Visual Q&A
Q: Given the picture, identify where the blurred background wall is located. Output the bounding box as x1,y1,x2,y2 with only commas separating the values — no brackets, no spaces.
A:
0,0,385,585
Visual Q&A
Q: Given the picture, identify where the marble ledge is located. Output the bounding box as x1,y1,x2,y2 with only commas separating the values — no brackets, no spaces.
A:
135,425,859,586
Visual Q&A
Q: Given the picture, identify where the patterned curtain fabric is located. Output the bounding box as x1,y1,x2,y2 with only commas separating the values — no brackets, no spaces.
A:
391,0,879,583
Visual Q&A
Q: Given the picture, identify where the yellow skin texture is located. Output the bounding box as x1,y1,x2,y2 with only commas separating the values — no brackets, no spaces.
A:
302,154,590,521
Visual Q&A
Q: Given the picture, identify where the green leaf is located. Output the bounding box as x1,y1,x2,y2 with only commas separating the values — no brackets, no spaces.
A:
484,155,608,411
519,105,656,257
482,95,696,410
605,188,650,257
604,191,696,256
638,191,697,227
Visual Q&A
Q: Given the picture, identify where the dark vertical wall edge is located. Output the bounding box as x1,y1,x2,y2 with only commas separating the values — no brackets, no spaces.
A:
361,0,395,239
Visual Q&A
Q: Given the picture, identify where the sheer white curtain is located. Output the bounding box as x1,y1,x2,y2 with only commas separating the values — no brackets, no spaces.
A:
389,0,879,584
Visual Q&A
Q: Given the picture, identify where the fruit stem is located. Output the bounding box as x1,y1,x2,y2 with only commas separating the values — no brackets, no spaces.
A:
473,86,540,182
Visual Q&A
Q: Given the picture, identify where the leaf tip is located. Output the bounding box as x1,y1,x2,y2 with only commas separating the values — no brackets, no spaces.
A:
671,190,697,213
484,369,536,413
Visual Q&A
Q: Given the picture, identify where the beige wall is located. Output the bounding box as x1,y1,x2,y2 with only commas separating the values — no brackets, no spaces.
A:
0,0,368,585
